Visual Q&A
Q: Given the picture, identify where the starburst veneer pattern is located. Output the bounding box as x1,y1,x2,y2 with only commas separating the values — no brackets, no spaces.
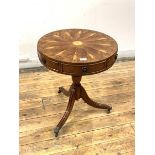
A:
38,29,117,64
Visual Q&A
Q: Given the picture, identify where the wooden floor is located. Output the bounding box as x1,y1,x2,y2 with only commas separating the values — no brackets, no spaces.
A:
19,59,135,155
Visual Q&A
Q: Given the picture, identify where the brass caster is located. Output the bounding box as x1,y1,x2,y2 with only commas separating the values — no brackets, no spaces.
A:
107,107,112,114
58,87,62,93
54,127,60,137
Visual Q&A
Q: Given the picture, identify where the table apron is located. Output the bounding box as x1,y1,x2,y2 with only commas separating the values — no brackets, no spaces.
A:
38,52,117,76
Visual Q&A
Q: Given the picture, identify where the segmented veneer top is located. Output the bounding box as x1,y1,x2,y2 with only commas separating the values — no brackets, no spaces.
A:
37,29,118,64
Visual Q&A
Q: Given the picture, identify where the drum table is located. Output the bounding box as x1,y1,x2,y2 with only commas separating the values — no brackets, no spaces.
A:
37,29,118,137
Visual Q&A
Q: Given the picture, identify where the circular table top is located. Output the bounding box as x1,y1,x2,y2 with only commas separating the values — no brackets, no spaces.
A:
37,29,118,64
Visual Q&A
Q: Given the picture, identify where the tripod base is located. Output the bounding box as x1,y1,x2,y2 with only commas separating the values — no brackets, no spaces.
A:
54,76,112,137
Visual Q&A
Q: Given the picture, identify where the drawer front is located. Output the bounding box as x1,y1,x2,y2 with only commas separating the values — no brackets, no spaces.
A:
46,59,59,72
62,60,107,75
88,60,107,74
38,52,60,72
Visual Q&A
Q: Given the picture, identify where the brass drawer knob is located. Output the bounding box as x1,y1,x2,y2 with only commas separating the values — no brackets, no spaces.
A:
115,54,118,60
82,66,87,73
